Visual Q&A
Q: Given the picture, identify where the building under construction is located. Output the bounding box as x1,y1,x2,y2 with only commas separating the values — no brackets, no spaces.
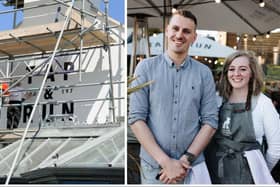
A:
0,0,124,184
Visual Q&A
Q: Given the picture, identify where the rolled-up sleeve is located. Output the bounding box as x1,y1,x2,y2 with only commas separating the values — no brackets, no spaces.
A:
128,60,150,126
199,69,218,129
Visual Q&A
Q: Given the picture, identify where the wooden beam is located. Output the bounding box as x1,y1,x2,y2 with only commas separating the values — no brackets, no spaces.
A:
9,33,46,53
0,21,77,41
46,27,78,49
0,49,12,57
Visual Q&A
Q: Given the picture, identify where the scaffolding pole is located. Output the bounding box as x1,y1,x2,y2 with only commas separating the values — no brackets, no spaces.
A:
1,80,124,95
3,96,124,107
12,0,18,29
5,0,76,184
104,0,115,123
53,0,97,19
0,1,70,15
0,42,122,62
79,0,85,82
1,56,52,96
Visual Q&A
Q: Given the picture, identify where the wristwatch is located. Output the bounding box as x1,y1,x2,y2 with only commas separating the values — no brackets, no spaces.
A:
183,150,196,165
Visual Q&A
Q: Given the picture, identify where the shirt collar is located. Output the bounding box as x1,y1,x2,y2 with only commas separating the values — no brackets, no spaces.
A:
163,52,190,69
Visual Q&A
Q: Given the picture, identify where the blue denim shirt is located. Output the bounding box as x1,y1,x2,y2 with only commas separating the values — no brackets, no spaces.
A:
129,53,218,167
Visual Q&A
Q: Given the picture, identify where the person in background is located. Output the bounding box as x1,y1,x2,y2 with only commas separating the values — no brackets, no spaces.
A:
0,82,9,120
0,82,9,104
271,91,280,114
7,81,32,129
129,10,218,184
206,51,280,184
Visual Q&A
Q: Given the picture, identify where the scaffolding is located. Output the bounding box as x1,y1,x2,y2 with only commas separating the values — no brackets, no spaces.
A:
0,0,124,184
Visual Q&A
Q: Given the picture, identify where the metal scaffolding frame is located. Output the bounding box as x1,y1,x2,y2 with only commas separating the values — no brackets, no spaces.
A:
0,0,124,184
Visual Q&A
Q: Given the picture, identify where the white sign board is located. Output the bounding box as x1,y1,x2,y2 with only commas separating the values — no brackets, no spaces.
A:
128,33,236,58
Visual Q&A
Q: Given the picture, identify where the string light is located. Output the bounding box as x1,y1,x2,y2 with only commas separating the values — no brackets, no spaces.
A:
266,32,270,38
172,4,178,13
259,0,265,8
236,35,240,41
252,35,256,41
215,0,221,3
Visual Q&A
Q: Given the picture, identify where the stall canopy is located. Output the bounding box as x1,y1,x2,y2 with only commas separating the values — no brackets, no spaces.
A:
127,0,280,35
127,33,236,58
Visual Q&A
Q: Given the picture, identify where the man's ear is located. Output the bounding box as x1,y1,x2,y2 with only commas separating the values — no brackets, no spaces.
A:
193,32,197,42
165,25,169,35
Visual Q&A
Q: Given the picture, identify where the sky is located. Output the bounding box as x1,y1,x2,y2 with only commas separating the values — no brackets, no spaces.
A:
102,0,124,24
0,0,124,31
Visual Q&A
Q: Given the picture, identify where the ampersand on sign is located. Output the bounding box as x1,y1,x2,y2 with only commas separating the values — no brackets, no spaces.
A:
44,86,53,100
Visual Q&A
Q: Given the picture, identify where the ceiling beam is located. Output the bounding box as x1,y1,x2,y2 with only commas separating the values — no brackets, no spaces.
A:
145,0,163,16
223,1,262,34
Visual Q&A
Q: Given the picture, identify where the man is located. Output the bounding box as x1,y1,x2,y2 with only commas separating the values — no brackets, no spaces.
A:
129,10,218,184
7,81,32,129
0,82,9,104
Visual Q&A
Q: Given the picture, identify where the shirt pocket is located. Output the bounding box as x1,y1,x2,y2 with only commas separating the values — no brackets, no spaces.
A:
181,82,201,108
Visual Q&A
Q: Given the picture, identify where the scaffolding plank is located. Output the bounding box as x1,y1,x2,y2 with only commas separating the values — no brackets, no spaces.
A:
0,22,66,40
0,49,12,57
0,20,115,58
9,33,46,53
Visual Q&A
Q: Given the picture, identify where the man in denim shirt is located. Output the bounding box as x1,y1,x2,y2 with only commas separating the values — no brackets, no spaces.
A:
129,10,218,184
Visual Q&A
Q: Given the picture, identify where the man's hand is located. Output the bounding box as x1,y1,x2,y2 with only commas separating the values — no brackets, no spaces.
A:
158,157,191,184
179,154,193,165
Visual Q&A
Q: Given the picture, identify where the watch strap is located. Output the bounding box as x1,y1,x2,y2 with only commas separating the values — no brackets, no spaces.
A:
183,150,196,164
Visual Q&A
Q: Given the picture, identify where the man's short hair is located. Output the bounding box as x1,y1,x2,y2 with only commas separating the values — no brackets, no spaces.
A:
171,9,197,26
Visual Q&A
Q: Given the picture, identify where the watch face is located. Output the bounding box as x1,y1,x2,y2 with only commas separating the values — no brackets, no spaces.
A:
184,152,195,163
187,155,194,162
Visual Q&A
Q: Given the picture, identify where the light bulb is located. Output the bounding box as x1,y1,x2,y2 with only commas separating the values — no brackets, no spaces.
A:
172,8,177,13
259,0,265,7
236,36,240,41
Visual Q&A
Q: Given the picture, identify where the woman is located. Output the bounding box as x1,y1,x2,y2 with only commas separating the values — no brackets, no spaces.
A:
206,51,280,184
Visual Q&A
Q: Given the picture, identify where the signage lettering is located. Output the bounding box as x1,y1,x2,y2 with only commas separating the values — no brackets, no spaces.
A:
194,43,212,49
47,66,55,82
23,102,74,123
23,105,33,123
42,103,54,120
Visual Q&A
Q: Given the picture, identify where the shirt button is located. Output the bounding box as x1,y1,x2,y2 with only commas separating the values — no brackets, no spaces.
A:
175,85,178,88
173,135,175,139
174,118,176,120
174,101,177,104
